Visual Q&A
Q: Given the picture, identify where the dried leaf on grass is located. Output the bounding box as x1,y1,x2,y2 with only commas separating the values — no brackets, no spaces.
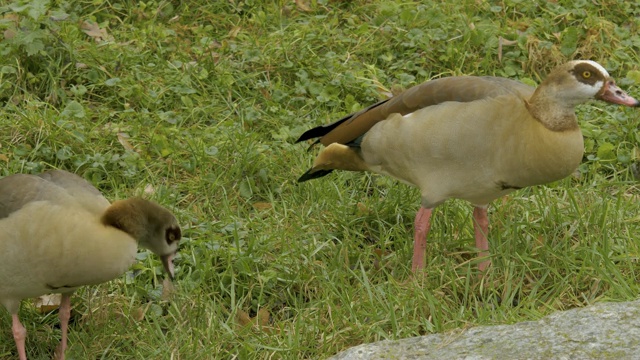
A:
2,13,19,40
3,29,16,40
34,294,61,313
81,20,114,42
295,0,312,12
144,184,156,195
252,202,273,211
236,309,252,328
131,306,146,322
356,202,369,214
236,308,274,333
117,132,135,151
161,277,176,300
228,26,241,39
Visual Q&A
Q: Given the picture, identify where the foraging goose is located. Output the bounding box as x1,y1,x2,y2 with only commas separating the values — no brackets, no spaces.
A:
296,60,638,273
0,170,181,360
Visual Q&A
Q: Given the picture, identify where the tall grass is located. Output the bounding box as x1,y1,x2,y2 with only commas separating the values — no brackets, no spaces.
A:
1,0,640,358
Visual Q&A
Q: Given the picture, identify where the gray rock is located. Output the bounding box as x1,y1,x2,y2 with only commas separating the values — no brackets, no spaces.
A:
329,300,640,360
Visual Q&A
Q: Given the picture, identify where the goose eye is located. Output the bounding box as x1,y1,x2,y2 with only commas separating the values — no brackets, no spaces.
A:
165,227,182,244
582,71,591,79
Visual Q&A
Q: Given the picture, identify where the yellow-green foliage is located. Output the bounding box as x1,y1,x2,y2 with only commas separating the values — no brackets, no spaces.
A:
1,0,640,358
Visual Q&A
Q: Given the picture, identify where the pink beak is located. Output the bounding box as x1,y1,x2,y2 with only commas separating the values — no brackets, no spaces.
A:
598,80,639,107
161,253,175,280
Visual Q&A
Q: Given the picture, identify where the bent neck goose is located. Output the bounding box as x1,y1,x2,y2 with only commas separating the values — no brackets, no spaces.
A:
296,60,638,273
0,170,181,360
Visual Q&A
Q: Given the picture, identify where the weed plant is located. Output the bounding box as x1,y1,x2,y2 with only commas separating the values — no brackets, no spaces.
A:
1,0,640,358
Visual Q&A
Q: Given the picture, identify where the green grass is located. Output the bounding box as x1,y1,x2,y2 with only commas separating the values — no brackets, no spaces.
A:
2,0,640,358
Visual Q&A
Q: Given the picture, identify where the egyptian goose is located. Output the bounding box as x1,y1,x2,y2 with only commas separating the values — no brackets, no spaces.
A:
0,170,181,360
296,60,638,273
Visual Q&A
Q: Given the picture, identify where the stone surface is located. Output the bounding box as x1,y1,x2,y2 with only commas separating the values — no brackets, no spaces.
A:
328,300,640,360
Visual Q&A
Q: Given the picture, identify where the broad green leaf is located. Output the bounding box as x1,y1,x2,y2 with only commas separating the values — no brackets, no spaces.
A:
560,27,580,57
626,70,640,85
596,142,616,161
23,39,44,56
61,100,85,118
105,77,121,86
27,0,50,20
1,66,16,74
239,179,253,198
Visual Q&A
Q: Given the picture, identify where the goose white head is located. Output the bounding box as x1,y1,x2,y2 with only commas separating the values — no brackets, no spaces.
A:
547,60,639,107
101,197,181,279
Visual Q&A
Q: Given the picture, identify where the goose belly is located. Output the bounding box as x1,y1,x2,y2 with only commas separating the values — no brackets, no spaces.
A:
0,201,137,300
359,100,584,207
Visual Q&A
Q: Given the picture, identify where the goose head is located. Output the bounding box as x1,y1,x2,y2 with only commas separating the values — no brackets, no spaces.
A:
539,60,639,107
101,197,181,279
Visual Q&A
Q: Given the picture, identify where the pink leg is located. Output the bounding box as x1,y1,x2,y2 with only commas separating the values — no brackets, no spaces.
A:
411,206,433,272
11,313,27,360
473,206,490,272
55,294,72,360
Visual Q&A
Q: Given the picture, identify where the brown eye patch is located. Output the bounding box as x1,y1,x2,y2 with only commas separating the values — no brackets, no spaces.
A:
166,226,182,244
571,63,603,86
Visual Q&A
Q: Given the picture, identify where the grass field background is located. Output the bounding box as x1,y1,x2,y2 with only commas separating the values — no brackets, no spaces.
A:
1,0,640,358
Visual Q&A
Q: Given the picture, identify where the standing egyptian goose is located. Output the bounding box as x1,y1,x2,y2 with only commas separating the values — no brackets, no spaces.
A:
0,170,181,360
296,60,638,273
